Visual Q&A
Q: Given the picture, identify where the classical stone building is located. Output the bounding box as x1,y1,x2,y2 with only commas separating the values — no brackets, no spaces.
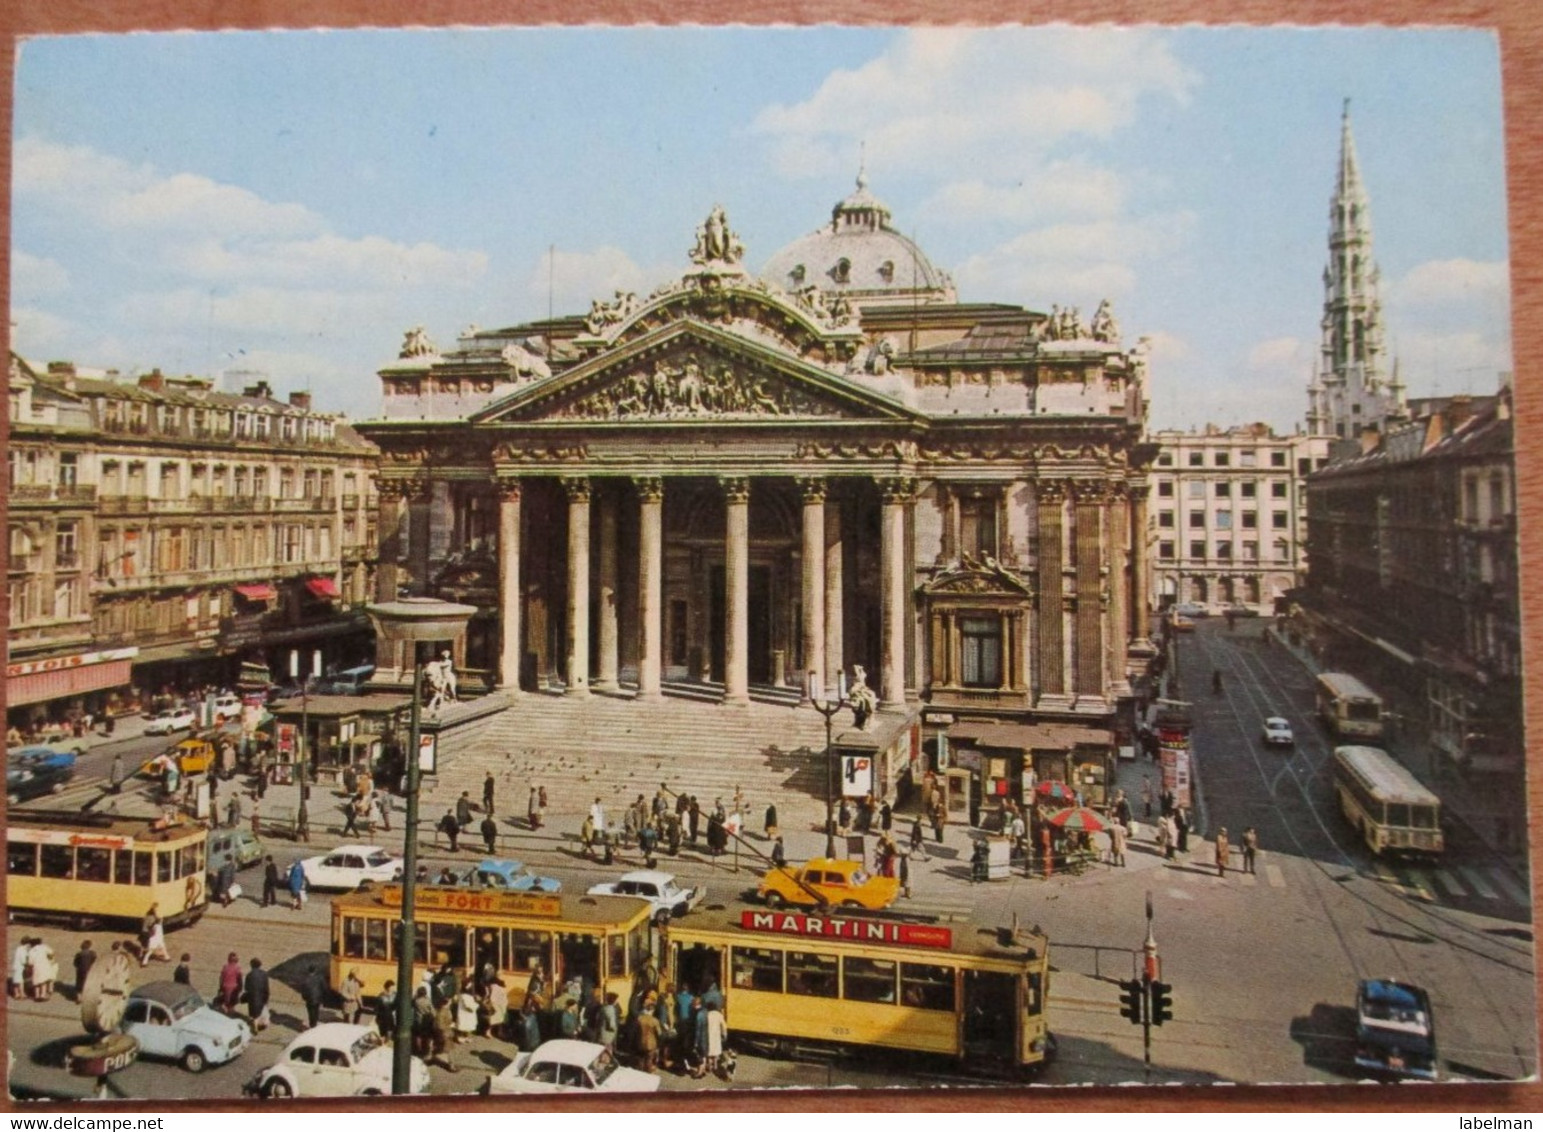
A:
358,181,1157,781
5,356,379,731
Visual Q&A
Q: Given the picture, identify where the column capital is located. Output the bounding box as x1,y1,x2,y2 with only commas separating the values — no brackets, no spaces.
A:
1070,478,1111,505
718,476,751,504
1034,477,1071,504
561,476,592,503
877,476,918,504
633,476,665,503
1130,482,1152,504
796,475,828,505
376,476,429,503
493,475,523,503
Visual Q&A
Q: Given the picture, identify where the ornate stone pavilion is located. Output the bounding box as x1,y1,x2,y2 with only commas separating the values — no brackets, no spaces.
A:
357,179,1157,746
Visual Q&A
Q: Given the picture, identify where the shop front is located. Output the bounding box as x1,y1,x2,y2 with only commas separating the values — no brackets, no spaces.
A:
945,720,1116,829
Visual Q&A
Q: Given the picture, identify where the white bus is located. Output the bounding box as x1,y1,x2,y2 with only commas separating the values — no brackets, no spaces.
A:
1332,745,1443,858
1315,672,1385,740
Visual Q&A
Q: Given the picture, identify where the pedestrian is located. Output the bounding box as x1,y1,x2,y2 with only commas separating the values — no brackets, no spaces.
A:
880,800,893,833
838,799,852,838
377,979,398,1042
261,855,280,907
764,802,778,839
1242,827,1258,875
704,1000,729,1077
24,938,56,1001
588,796,607,837
109,753,124,794
1164,813,1179,860
1215,827,1231,878
580,814,596,859
341,968,364,1025
251,802,262,839
375,790,392,832
226,792,242,831
342,795,361,837
1109,823,1128,867
71,940,96,1001
300,964,326,1029
296,796,310,843
217,859,237,907
930,798,946,844
174,953,193,986
1115,792,1133,837
909,815,928,861
528,787,541,830
220,952,243,1012
1175,806,1190,854
1141,776,1153,818
637,996,663,1073
770,836,786,869
480,814,498,856
1156,816,1172,861
456,791,474,832
287,859,308,910
432,998,457,1071
140,906,170,966
687,797,701,844
483,772,496,816
244,958,271,1031
10,938,28,1000
898,849,911,899
439,808,461,852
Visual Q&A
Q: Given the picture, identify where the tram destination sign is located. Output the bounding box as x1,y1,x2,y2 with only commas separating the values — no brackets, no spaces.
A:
379,885,562,918
740,910,953,949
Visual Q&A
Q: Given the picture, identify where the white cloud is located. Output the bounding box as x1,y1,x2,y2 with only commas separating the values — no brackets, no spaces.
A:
522,245,678,318
926,159,1126,224
1393,330,1514,394
10,306,73,355
1392,258,1510,309
1246,336,1311,373
1142,330,1191,365
11,250,70,298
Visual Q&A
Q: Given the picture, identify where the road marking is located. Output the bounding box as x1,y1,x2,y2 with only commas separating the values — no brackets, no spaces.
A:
1265,863,1286,888
1238,872,1257,887
1431,869,1468,898
1459,866,1500,900
1401,868,1436,902
1485,868,1532,906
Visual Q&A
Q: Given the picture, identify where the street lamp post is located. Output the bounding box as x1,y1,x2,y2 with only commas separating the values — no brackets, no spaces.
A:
808,669,849,859
364,598,476,1096
289,649,321,796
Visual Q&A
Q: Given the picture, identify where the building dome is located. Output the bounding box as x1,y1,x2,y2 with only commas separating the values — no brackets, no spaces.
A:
761,171,955,307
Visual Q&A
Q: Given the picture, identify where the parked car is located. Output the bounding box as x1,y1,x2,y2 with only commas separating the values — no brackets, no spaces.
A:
121,981,251,1073
300,844,403,891
211,695,243,722
586,870,702,922
1223,603,1261,618
244,1023,428,1097
1262,716,1295,747
1171,601,1211,618
6,747,77,805
485,1039,659,1096
139,738,217,778
207,827,266,874
1168,614,1196,633
145,708,197,736
315,665,376,697
1354,979,1437,1080
758,857,899,911
458,858,562,893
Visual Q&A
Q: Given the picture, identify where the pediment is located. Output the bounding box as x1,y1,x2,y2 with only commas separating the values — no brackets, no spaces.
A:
921,556,1033,597
472,321,916,426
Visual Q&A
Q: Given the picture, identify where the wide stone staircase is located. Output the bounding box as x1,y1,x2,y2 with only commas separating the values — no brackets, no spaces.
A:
419,689,835,828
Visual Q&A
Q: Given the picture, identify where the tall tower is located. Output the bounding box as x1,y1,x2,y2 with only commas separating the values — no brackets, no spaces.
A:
1307,101,1405,438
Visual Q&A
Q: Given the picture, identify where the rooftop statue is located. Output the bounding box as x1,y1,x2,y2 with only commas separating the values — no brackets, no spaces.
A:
400,325,436,359
690,205,746,267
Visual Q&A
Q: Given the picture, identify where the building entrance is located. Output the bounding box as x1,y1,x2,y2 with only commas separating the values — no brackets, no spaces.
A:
708,564,773,684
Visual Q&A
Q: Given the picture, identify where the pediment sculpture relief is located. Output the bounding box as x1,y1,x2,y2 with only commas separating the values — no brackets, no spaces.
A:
550,353,841,421
924,552,1032,596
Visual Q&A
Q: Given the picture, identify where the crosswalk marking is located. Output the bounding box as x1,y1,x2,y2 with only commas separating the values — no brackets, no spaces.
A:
1238,872,1257,887
1486,869,1532,905
1402,869,1436,902
1432,869,1468,898
1460,866,1501,900
1264,863,1286,888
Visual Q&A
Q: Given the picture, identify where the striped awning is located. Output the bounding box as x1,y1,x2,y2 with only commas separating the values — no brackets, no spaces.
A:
7,658,133,707
234,583,278,602
305,576,340,599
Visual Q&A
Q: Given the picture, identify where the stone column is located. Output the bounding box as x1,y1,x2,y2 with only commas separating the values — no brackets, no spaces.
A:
635,477,664,701
408,481,432,597
595,486,619,691
721,476,751,706
1130,484,1155,650
563,477,592,697
797,477,827,702
1035,478,1068,703
1107,483,1132,693
878,477,915,710
1073,480,1107,699
373,478,418,675
824,488,844,689
495,476,523,692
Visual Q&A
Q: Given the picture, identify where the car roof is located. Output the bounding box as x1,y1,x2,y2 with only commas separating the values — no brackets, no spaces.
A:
477,858,527,872
130,981,202,1008
529,1039,605,1066
324,844,392,855
1265,717,1290,726
803,858,862,873
283,1023,377,1050
615,870,676,885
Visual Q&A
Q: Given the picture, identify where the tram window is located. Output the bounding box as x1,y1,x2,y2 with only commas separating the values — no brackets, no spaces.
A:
474,930,500,976
343,917,367,959
113,850,132,886
6,842,37,876
901,963,956,1011
157,851,173,884
1411,806,1438,830
76,847,112,883
39,845,75,880
1386,804,1410,827
428,923,468,969
786,951,838,998
505,930,551,974
413,923,429,964
134,851,154,886
607,935,627,979
731,947,784,992
1026,972,1043,1016
629,923,648,974
843,957,898,1004
366,919,390,960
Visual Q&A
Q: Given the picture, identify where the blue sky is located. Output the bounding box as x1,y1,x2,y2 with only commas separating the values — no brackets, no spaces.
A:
10,25,1511,430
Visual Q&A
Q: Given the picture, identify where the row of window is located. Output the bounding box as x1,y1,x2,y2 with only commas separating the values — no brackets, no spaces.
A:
1158,510,1292,530
97,461,366,502
1157,480,1292,500
338,919,650,981
99,399,336,445
731,947,957,1010
95,521,361,577
1157,540,1291,563
1157,450,1326,474
6,840,206,884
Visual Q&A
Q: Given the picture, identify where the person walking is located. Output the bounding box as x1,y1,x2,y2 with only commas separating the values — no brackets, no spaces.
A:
226,792,242,831
174,953,193,986
340,968,364,1025
528,787,541,830
377,980,398,1043
439,808,461,852
770,836,786,869
287,859,308,910
296,796,310,843
455,791,474,833
10,938,28,1000
1215,827,1231,878
909,816,928,862
588,796,607,838
763,802,778,840
261,855,280,908
837,799,852,839
218,952,243,1012
342,794,361,837
1241,827,1258,875
1109,822,1128,867
71,940,97,1002
109,753,124,794
480,814,499,856
1141,776,1153,818
140,907,170,966
244,957,271,1032
880,800,893,833
898,849,912,899
1175,806,1191,854
375,789,392,832
216,859,237,907
483,772,496,817
930,797,946,844
687,797,701,844
300,964,327,1029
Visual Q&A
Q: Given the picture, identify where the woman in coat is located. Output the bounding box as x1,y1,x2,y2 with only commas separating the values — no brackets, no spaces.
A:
27,939,58,1001
244,958,271,1032
287,860,307,910
220,953,243,1013
341,969,364,1025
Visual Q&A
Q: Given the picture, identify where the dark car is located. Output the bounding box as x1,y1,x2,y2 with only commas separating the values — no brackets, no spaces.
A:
6,747,77,805
1354,978,1437,1080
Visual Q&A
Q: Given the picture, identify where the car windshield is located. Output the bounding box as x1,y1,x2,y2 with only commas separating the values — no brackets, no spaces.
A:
349,1032,383,1063
171,993,206,1020
365,851,395,867
589,1049,617,1086
849,870,870,886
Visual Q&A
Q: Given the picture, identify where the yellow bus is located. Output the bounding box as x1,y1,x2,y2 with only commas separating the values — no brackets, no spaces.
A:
4,809,210,930
329,886,654,1004
668,906,1054,1075
1333,745,1444,858
1316,672,1385,740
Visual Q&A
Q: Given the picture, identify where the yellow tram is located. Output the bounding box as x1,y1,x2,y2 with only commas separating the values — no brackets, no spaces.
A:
329,886,655,1004
668,906,1053,1073
5,808,210,929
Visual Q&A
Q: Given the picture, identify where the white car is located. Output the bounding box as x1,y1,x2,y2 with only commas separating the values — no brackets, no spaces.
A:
245,1023,428,1098
145,708,196,736
485,1039,660,1095
121,982,251,1072
1262,716,1295,747
300,844,403,890
211,695,243,722
1171,601,1210,618
587,869,704,923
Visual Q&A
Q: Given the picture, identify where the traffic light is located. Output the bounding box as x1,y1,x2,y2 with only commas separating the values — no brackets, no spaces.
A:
1150,980,1174,1026
1118,978,1144,1024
